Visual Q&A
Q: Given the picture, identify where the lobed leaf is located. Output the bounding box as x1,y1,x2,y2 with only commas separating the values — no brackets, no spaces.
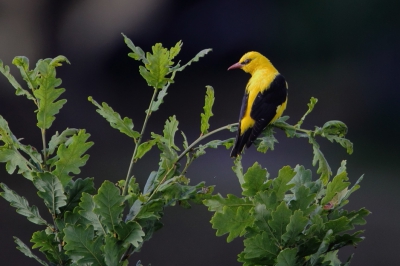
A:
242,231,279,262
200,86,215,135
93,181,125,232
33,172,67,215
309,136,332,184
115,221,145,248
14,237,49,266
0,59,35,100
139,43,171,89
78,193,106,235
242,162,268,197
211,205,254,243
63,177,95,213
172,48,212,72
255,126,278,153
104,235,121,266
47,128,79,155
89,97,140,140
52,129,93,186
31,230,65,264
135,139,157,160
281,210,308,246
63,224,106,266
268,202,292,244
232,156,244,185
321,171,350,206
34,57,69,130
0,183,48,225
272,166,296,200
122,33,147,63
276,248,299,266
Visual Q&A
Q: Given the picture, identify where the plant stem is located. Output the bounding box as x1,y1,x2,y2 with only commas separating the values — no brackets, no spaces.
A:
41,129,47,167
122,88,158,196
176,122,238,162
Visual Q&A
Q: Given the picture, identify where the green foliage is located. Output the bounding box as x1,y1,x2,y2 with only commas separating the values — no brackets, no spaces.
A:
0,37,216,265
88,97,141,141
0,35,368,266
201,86,215,135
204,161,369,266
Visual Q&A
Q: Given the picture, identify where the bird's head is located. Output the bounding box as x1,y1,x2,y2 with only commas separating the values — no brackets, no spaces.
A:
228,51,273,75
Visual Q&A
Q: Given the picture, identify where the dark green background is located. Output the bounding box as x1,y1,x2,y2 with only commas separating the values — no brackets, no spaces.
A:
0,1,399,265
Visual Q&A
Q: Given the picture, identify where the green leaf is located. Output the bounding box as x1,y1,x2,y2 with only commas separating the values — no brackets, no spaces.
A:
268,201,292,244
0,183,48,225
12,56,39,91
296,97,318,128
243,231,279,261
0,59,35,100
289,186,316,216
321,171,350,206
169,41,182,63
0,147,33,180
63,224,106,266
134,139,157,160
93,181,124,232
325,135,353,154
78,192,106,235
325,216,353,234
310,230,333,266
63,177,96,212
33,172,67,215
289,165,313,192
255,126,278,153
88,97,140,140
104,235,121,266
150,84,169,112
204,193,249,213
14,237,49,266
122,33,147,63
52,129,93,186
34,57,69,129
242,162,268,197
172,48,212,72
274,116,296,138
321,120,348,137
31,230,65,264
211,205,254,243
309,136,332,185
139,43,171,89
337,174,363,209
48,128,79,155
272,166,296,200
232,156,244,185
162,115,180,151
276,248,299,266
281,210,308,245
115,221,145,248
200,86,215,134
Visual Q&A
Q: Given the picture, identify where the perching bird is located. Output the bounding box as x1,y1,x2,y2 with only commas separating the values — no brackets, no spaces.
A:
228,51,288,157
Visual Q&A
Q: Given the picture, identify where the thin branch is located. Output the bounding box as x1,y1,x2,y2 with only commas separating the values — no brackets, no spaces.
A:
122,88,158,196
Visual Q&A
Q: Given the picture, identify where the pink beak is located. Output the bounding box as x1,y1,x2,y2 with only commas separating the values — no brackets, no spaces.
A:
227,62,243,71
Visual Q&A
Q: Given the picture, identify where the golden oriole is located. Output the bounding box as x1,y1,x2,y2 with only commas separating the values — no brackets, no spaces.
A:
228,51,288,157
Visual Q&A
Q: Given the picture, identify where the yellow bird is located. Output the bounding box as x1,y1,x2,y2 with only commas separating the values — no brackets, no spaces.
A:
228,51,288,157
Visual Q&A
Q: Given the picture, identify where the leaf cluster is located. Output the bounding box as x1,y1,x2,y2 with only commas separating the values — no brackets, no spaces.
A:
0,38,217,265
204,160,369,266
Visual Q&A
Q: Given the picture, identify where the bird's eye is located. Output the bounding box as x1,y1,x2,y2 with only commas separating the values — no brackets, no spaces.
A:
241,59,251,65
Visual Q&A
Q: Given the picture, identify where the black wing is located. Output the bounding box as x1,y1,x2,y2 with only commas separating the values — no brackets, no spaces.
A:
230,92,250,157
247,74,288,147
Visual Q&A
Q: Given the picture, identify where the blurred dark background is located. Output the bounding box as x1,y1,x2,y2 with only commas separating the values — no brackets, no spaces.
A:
1,0,399,265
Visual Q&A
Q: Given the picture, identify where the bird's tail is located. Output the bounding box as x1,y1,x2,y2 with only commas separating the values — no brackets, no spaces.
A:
230,129,252,157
